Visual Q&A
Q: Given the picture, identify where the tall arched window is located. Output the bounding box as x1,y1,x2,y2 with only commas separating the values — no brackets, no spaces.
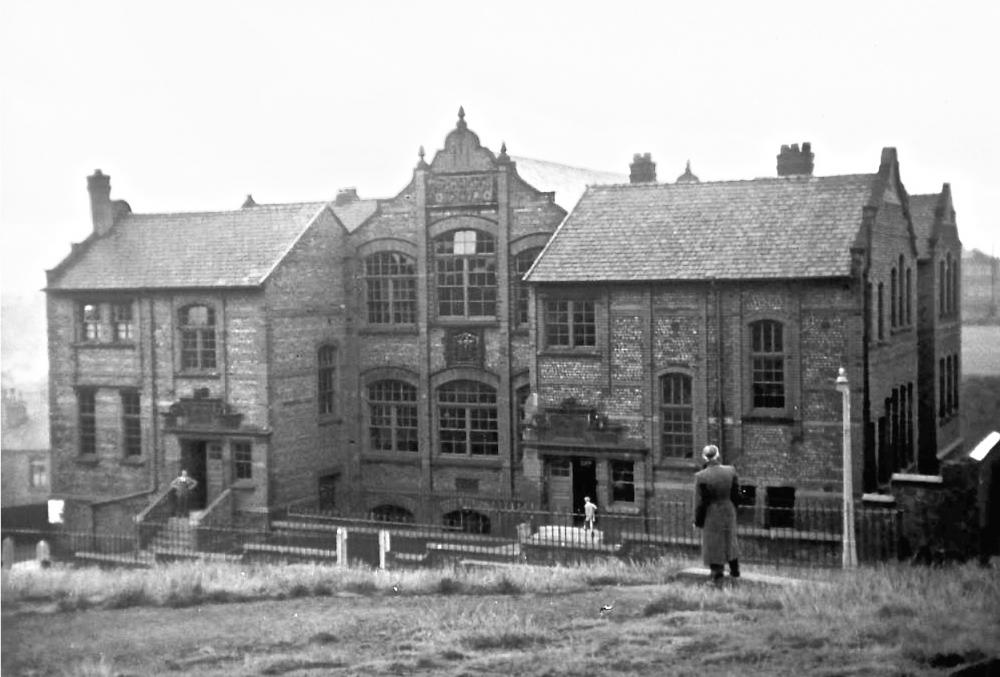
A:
905,267,912,326
949,254,959,315
660,373,693,458
435,230,497,318
438,380,498,455
890,267,898,328
512,248,542,328
750,320,785,409
365,251,416,324
897,255,905,326
939,259,947,318
180,305,216,370
318,345,337,415
368,380,418,452
877,283,885,340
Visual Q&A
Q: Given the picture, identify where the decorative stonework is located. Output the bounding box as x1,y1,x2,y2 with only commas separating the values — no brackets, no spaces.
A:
427,175,497,206
445,328,483,367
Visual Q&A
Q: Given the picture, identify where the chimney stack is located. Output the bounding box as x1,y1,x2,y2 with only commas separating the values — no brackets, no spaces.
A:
629,153,657,184
335,187,359,206
87,170,115,236
776,142,814,176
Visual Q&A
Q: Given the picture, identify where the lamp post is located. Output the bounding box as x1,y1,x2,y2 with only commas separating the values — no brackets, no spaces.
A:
836,367,859,568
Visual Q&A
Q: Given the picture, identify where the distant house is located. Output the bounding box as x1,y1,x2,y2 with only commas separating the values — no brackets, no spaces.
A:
962,248,999,322
1,387,50,528
524,144,963,519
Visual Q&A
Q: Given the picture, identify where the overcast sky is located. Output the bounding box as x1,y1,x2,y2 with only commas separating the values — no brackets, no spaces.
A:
1,0,997,298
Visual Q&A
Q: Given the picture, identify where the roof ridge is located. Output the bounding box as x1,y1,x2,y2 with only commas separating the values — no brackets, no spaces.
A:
123,201,330,219
586,172,877,190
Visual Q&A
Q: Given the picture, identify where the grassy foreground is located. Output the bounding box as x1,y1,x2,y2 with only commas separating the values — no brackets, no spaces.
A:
3,559,998,676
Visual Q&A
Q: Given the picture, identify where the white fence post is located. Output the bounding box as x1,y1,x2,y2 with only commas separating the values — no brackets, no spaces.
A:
378,529,391,570
336,527,348,568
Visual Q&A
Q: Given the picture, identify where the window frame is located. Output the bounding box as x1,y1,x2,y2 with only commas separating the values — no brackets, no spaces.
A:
120,389,142,457
367,379,419,453
29,459,48,489
364,251,417,326
610,460,636,503
318,345,338,417
179,304,217,371
543,298,597,349
78,388,97,456
511,248,543,329
111,301,135,343
436,380,499,457
660,372,694,459
434,229,498,320
749,319,787,412
233,441,253,480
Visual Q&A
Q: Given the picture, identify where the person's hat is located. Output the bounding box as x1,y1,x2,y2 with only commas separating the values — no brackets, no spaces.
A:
702,445,720,461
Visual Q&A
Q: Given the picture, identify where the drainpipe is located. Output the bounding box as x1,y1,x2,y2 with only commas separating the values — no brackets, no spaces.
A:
148,297,159,492
711,279,725,455
860,206,877,493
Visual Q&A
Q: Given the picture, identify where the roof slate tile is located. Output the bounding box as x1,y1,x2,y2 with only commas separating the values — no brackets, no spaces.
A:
527,174,878,282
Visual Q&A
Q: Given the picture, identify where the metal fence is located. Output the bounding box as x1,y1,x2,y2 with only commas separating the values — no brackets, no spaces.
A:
1,501,902,571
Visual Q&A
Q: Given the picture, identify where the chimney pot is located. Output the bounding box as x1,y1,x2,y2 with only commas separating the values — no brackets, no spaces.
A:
776,142,814,176
335,188,360,206
629,152,657,184
87,170,115,236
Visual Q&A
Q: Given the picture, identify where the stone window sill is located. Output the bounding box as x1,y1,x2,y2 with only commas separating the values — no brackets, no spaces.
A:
359,325,419,336
73,341,137,349
231,480,256,490
175,371,221,379
75,455,100,466
539,350,602,359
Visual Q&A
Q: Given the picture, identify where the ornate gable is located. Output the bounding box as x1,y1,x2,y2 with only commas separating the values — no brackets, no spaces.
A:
428,107,498,173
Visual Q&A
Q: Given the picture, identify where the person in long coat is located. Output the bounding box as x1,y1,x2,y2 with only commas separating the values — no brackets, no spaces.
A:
694,445,740,584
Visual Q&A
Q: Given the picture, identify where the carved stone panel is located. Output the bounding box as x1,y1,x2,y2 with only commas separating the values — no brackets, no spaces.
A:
445,328,484,367
427,175,497,206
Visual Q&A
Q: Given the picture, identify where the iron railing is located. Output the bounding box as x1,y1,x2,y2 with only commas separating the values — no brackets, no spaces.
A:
1,501,903,570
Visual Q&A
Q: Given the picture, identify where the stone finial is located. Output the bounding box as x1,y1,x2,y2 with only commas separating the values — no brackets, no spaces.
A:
676,160,700,184
498,141,510,163
241,194,257,208
457,105,467,130
416,145,428,169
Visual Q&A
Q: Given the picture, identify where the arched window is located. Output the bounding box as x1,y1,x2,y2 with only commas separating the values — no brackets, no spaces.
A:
949,254,959,315
443,509,491,534
365,251,416,324
318,345,337,415
512,248,542,327
437,380,498,456
877,283,885,340
180,305,216,370
660,373,693,458
750,320,785,409
368,380,418,452
370,504,414,524
435,230,497,318
890,267,898,328
939,259,947,318
905,267,912,326
897,255,905,326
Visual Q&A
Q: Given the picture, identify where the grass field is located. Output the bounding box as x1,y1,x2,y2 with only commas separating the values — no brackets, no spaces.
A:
3,559,998,676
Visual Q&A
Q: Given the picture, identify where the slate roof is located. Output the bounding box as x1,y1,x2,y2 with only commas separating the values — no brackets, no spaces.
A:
908,193,940,259
511,156,626,211
48,202,328,290
526,174,878,282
